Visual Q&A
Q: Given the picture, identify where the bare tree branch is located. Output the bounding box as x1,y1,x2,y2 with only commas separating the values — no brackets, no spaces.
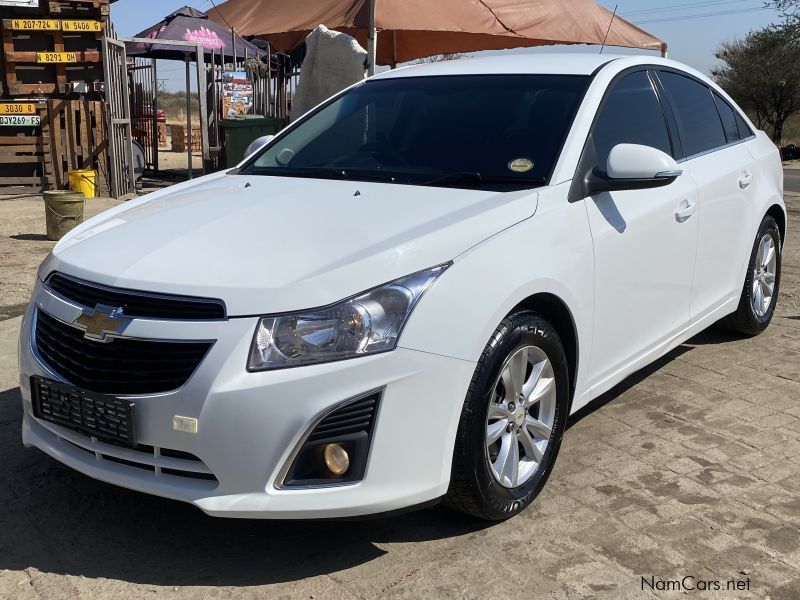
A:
712,24,800,144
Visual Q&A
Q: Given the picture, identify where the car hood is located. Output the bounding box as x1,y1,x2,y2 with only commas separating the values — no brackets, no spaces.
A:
44,173,538,315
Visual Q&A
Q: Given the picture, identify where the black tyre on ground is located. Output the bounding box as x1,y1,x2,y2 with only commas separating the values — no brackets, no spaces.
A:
444,311,569,521
719,215,782,336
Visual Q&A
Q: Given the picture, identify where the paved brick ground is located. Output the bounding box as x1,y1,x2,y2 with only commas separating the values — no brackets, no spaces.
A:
0,195,798,599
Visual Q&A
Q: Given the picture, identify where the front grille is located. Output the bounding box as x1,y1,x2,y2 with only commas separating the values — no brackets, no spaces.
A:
35,310,212,395
307,393,379,443
46,272,226,320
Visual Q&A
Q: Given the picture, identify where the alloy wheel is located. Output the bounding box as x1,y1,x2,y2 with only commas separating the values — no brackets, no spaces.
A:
486,345,557,488
752,233,777,317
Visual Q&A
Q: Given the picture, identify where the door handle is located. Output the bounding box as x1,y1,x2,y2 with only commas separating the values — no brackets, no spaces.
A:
738,172,753,189
675,200,696,221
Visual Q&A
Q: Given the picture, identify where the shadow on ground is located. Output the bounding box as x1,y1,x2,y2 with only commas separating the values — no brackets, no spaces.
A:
0,387,490,587
0,329,746,587
10,234,48,242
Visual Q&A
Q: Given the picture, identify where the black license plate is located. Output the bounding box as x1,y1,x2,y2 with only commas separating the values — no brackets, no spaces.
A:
31,376,136,447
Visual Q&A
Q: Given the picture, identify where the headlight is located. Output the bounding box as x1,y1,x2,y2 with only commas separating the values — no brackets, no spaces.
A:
247,264,449,370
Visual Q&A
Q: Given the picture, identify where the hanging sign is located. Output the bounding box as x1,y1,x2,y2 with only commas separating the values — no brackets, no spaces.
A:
4,18,60,30
222,71,254,117
36,51,78,63
0,103,36,115
0,115,41,126
62,20,103,32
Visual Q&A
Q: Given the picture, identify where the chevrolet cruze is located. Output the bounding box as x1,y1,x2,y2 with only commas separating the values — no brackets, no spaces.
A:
18,54,785,520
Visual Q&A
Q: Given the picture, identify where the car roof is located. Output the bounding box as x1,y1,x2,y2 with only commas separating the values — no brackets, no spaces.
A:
371,52,671,79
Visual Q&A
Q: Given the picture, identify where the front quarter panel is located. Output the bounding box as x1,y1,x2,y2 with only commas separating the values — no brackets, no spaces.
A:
398,182,594,411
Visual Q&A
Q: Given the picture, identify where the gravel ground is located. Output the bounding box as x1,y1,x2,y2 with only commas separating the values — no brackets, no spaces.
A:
0,196,121,318
0,191,798,599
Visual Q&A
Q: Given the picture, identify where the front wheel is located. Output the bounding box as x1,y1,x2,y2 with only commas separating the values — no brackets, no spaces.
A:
444,311,569,520
719,215,782,335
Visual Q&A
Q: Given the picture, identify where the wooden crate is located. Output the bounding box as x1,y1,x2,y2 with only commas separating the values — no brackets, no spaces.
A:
0,134,50,188
48,0,110,17
1,21,103,96
0,0,109,192
44,98,108,191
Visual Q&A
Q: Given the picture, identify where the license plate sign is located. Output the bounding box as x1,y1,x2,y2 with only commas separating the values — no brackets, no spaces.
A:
31,376,136,447
61,20,102,32
0,115,40,126
0,103,36,115
7,19,60,30
36,51,78,63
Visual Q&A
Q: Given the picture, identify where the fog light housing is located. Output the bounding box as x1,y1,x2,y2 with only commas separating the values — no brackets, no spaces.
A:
280,390,381,487
323,443,350,476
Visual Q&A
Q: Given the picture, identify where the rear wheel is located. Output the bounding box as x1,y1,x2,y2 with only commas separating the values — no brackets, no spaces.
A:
444,311,569,520
719,215,782,335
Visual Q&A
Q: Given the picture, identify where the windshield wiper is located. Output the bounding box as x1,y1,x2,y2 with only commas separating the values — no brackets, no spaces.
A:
420,171,547,188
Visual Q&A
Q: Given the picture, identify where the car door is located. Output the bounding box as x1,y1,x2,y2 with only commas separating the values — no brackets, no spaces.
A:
579,70,700,393
655,71,755,319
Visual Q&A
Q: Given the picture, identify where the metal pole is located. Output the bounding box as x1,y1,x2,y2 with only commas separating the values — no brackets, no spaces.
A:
231,27,237,66
367,0,376,76
152,58,159,172
196,43,210,174
185,53,192,179
266,42,271,116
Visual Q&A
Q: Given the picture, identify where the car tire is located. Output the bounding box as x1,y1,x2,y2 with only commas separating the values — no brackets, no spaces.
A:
719,215,782,336
444,311,569,521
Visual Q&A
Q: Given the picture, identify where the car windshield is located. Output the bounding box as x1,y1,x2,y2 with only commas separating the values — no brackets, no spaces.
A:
241,74,590,191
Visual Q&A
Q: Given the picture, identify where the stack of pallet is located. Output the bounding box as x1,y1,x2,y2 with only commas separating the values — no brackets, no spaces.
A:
0,0,109,193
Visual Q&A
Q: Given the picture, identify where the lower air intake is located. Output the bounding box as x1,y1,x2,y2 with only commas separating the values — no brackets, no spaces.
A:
282,390,381,487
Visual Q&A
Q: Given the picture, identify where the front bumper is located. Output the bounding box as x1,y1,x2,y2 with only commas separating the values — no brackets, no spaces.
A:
18,284,475,518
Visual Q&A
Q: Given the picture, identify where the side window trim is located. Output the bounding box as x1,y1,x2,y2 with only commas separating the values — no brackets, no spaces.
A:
649,69,683,160
567,66,674,203
654,67,756,162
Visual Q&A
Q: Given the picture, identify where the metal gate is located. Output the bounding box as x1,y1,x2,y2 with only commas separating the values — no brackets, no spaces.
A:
102,32,136,199
130,58,159,172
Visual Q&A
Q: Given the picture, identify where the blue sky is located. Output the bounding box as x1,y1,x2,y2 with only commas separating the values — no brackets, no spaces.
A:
111,0,784,91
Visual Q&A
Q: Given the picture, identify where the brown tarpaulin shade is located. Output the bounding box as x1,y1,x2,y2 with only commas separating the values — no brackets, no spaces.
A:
207,0,666,65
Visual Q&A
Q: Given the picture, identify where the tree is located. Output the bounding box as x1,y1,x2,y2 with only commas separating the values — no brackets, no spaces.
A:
712,25,800,144
767,1,800,36
769,0,800,17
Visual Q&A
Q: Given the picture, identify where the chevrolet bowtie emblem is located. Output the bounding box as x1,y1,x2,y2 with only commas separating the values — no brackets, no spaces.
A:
73,304,130,342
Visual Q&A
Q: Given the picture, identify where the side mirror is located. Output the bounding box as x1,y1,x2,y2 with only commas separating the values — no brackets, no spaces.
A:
244,134,275,158
586,143,682,195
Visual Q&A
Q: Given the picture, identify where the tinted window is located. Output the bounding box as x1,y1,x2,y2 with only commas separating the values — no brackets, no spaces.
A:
735,111,753,139
590,70,672,170
245,75,590,191
658,71,726,157
713,92,741,143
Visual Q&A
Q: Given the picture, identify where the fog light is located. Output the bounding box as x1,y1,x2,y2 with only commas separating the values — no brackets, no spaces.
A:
323,443,350,476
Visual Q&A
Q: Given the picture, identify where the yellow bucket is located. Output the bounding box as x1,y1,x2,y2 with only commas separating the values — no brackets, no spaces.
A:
67,169,97,199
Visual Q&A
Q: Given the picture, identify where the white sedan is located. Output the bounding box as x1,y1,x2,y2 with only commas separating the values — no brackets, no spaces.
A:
19,53,785,520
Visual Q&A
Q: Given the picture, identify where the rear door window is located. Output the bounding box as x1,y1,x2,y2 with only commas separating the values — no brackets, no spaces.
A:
735,111,754,139
712,92,741,143
658,71,727,158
